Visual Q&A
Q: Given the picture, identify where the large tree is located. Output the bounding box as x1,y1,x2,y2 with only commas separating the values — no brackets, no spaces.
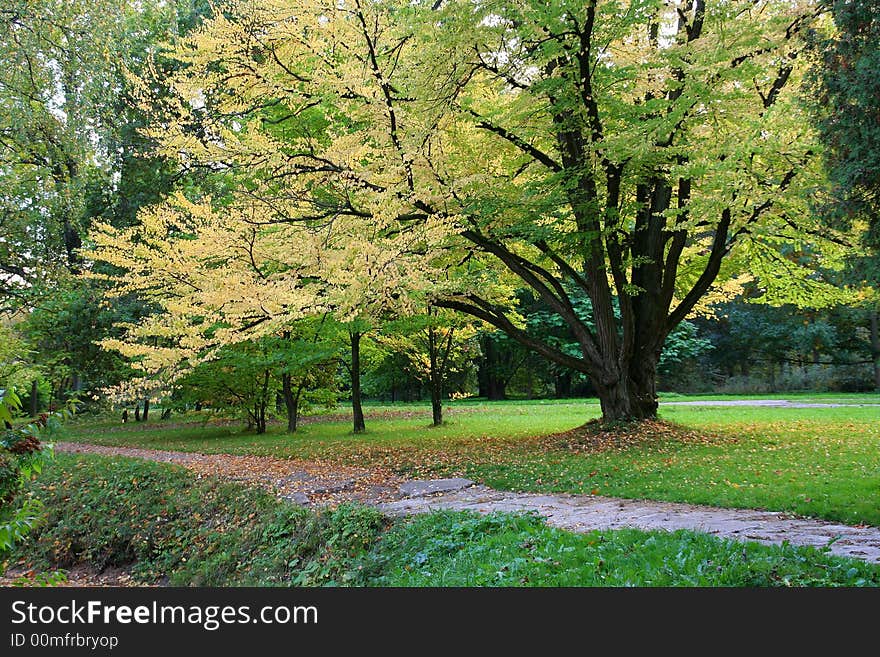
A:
0,0,179,304
808,0,880,389
811,0,880,251
0,0,218,411
110,0,849,422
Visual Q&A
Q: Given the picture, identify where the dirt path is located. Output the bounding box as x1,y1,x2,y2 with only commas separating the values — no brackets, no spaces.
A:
57,442,880,564
55,442,406,507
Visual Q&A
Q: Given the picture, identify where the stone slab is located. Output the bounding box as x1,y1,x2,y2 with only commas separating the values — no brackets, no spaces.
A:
398,478,475,497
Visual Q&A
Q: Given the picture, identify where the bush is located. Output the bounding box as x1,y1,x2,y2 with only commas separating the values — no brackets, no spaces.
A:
0,389,60,555
714,363,877,394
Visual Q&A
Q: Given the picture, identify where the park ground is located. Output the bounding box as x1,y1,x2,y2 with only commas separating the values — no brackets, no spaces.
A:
4,392,880,587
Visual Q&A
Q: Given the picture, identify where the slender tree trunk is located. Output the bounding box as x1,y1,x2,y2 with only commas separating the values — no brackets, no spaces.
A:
428,324,442,426
350,330,366,433
256,369,269,434
479,335,508,400
142,398,150,422
282,373,300,433
29,379,38,418
430,380,442,426
871,310,880,391
555,371,572,398
257,403,266,434
134,405,141,422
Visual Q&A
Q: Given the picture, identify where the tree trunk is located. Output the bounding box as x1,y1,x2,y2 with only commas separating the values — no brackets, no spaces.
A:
555,371,572,398
430,386,443,426
29,379,39,418
142,398,150,422
255,369,269,434
134,405,141,422
282,373,300,433
256,402,266,434
594,360,659,422
350,330,366,433
428,324,443,426
478,335,508,400
62,218,82,272
871,310,880,391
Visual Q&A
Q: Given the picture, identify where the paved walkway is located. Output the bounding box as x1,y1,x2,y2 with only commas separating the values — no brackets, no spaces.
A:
380,483,880,563
57,442,880,564
663,399,880,408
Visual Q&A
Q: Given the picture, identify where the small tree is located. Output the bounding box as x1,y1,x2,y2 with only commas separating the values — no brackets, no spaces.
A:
178,342,277,434
270,326,338,433
379,308,478,425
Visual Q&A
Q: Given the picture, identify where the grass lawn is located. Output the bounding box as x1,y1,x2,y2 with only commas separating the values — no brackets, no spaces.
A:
61,394,880,526
7,454,879,587
368,510,879,587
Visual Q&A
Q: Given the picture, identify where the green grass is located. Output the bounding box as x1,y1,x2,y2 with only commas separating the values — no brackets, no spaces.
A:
8,454,880,587
61,395,880,526
365,510,880,587
63,400,602,458
464,406,880,526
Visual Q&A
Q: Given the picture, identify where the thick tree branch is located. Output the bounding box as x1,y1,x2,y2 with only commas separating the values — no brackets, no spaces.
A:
466,108,563,172
666,208,732,330
461,228,602,365
434,295,591,374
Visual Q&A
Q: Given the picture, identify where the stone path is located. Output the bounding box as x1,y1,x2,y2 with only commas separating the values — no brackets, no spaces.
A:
56,442,880,564
379,482,880,563
663,399,880,408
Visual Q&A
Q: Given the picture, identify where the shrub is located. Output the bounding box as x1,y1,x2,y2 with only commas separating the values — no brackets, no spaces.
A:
0,389,63,556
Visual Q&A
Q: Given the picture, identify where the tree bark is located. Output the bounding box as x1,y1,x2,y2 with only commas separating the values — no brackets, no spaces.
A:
29,379,38,418
428,324,443,426
350,330,366,433
871,310,880,391
590,353,661,422
555,371,572,398
282,372,300,433
142,398,150,422
478,335,508,400
256,402,266,434
255,369,269,434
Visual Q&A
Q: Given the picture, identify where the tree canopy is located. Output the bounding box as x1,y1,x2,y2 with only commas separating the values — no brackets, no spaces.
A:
89,0,855,422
